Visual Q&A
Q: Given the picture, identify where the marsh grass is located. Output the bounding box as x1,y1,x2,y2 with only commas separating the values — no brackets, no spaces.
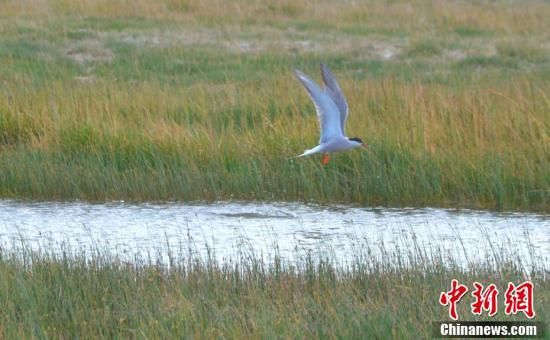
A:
0,233,547,338
0,0,549,211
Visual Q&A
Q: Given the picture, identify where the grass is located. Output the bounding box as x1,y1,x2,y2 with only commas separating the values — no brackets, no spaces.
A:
0,0,549,211
0,233,547,338
1,2,547,337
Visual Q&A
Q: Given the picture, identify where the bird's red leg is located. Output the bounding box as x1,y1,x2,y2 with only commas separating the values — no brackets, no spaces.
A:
321,153,330,165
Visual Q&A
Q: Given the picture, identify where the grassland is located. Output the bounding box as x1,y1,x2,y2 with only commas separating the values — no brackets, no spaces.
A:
0,235,548,339
1,2,548,337
0,0,549,211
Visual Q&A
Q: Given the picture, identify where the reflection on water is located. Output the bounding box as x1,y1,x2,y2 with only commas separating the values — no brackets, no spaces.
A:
0,200,548,266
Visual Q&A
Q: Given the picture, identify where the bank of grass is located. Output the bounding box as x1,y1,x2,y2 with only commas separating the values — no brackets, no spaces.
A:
0,0,549,211
0,235,547,338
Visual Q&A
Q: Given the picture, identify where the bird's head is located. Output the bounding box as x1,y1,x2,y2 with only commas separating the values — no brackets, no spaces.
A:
349,137,368,149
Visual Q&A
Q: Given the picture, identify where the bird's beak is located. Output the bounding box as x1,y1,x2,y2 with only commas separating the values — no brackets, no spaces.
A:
362,143,368,149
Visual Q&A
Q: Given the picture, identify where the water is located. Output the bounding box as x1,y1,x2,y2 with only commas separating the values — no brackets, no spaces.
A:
0,200,548,267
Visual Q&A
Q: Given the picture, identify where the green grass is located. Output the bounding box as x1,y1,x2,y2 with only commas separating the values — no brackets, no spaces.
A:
0,233,547,339
0,0,549,211
0,2,547,337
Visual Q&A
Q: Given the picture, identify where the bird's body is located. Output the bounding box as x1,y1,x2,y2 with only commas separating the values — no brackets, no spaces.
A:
299,136,362,156
294,64,367,164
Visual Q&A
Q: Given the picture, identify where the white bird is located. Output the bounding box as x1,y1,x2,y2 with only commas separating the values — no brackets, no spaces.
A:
294,63,367,165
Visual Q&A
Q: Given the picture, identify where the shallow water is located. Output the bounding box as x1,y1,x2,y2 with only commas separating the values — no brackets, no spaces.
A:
0,200,548,266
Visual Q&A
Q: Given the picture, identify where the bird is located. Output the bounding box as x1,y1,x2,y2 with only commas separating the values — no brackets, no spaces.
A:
294,63,367,165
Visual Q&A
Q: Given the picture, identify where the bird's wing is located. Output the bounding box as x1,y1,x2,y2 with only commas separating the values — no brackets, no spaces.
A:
320,63,349,136
294,70,344,144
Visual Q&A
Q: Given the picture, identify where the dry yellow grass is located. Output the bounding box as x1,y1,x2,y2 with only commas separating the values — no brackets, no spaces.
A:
0,0,548,209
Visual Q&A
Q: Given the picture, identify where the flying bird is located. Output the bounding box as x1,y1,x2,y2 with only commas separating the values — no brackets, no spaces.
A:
294,63,367,165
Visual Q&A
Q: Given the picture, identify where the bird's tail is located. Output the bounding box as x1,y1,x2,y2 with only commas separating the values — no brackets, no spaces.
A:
289,152,307,161
295,147,321,158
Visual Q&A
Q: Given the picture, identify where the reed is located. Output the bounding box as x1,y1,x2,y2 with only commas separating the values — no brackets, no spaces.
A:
0,233,547,339
0,0,548,211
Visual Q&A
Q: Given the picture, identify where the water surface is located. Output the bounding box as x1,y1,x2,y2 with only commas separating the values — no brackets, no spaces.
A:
1,200,548,266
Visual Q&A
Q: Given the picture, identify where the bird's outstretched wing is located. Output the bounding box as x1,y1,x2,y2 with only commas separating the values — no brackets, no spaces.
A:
320,63,349,136
294,70,344,144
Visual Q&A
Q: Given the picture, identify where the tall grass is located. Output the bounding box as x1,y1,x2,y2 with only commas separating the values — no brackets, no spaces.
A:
0,0,549,210
0,234,547,338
